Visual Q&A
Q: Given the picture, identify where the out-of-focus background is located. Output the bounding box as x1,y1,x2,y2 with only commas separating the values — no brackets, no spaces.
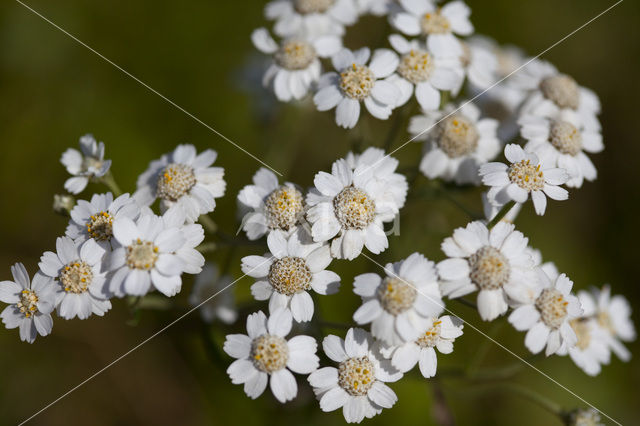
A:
0,0,638,424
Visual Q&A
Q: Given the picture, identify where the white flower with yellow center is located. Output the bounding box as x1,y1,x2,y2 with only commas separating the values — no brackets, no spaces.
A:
556,316,611,376
508,268,582,356
308,328,402,423
39,237,111,320
352,253,444,345
409,102,501,184
0,263,56,344
390,0,473,58
314,47,401,129
189,263,237,324
451,38,499,95
437,220,537,321
381,315,463,378
224,309,319,403
134,144,225,223
242,230,339,322
480,144,569,216
252,28,342,102
60,134,112,194
265,0,358,38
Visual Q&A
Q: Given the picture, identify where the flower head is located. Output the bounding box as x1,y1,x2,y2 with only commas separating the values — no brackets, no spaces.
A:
60,134,111,194
265,0,359,38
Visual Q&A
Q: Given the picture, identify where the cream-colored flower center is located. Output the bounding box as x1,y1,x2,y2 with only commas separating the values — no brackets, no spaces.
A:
86,211,113,241
377,277,417,315
333,186,376,230
539,74,580,110
340,64,375,100
268,256,312,296
60,261,93,294
597,311,614,334
570,318,592,351
126,239,159,271
397,49,434,84
82,156,104,173
338,356,375,396
416,319,442,348
468,246,510,290
549,120,582,156
535,288,569,329
265,186,304,231
251,334,289,373
156,163,196,202
275,40,317,70
437,115,479,158
420,11,451,35
508,159,545,191
294,0,334,14
16,289,39,318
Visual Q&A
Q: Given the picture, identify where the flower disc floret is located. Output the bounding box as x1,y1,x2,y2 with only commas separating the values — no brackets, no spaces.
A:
16,290,39,318
397,49,434,84
265,186,304,230
508,160,545,191
86,211,113,241
377,277,417,315
340,64,375,101
156,163,197,202
338,356,375,396
275,40,317,70
535,288,569,329
549,120,582,156
468,246,510,291
251,334,290,373
438,115,479,158
415,319,442,348
126,239,159,271
539,74,580,109
60,261,93,294
333,186,376,230
420,11,451,35
268,256,313,296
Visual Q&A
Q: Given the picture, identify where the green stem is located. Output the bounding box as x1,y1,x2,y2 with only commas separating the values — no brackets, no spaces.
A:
466,321,504,376
453,297,477,309
99,171,123,196
499,382,563,415
199,215,217,234
486,201,516,229
196,242,217,254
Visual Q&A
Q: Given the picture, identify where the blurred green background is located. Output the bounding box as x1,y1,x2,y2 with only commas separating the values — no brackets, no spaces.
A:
0,0,639,424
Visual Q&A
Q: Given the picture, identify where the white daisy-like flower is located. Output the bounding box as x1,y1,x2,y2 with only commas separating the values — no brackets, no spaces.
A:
60,134,112,194
237,167,306,241
437,220,537,321
482,191,522,224
508,268,582,356
479,144,569,216
265,0,358,37
306,158,399,260
314,47,401,129
352,253,444,345
520,111,603,188
390,0,473,58
0,263,56,344
134,144,226,223
556,315,610,376
189,263,237,324
308,328,402,423
39,237,111,320
452,38,498,95
65,192,141,251
409,101,501,184
241,230,340,322
386,34,463,110
224,309,319,403
252,28,342,102
382,315,463,378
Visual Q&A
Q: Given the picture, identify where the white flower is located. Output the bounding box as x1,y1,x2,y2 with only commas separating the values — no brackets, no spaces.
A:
65,192,141,251
237,168,306,241
382,315,463,378
390,0,473,58
265,0,359,38
39,237,111,320
437,220,537,321
241,230,340,322
306,158,400,259
224,309,319,403
252,28,342,102
0,263,56,343
452,38,499,95
60,134,111,194
189,263,237,324
386,34,463,110
308,328,401,423
508,269,583,356
520,112,603,188
314,47,401,129
557,316,610,376
409,101,501,184
352,252,443,345
479,144,569,216
134,144,226,223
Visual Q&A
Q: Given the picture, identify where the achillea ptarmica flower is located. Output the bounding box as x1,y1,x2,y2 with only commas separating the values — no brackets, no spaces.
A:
65,192,141,251
134,144,226,223
252,28,342,102
520,112,603,188
308,328,402,423
437,221,537,321
224,309,319,403
265,0,358,38
381,315,463,378
241,230,339,322
508,269,582,356
480,144,569,216
556,315,610,376
189,263,237,324
452,38,498,94
0,263,56,343
314,47,401,129
409,101,501,184
39,237,111,320
390,0,473,58
60,134,112,194
352,252,444,345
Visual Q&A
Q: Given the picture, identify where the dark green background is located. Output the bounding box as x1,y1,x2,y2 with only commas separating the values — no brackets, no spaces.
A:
0,0,638,424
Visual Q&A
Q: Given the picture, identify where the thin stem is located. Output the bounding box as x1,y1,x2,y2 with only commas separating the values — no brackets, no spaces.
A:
466,321,504,376
499,382,563,415
196,242,217,254
198,215,218,234
430,378,455,426
99,171,122,196
487,201,516,229
453,297,477,309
